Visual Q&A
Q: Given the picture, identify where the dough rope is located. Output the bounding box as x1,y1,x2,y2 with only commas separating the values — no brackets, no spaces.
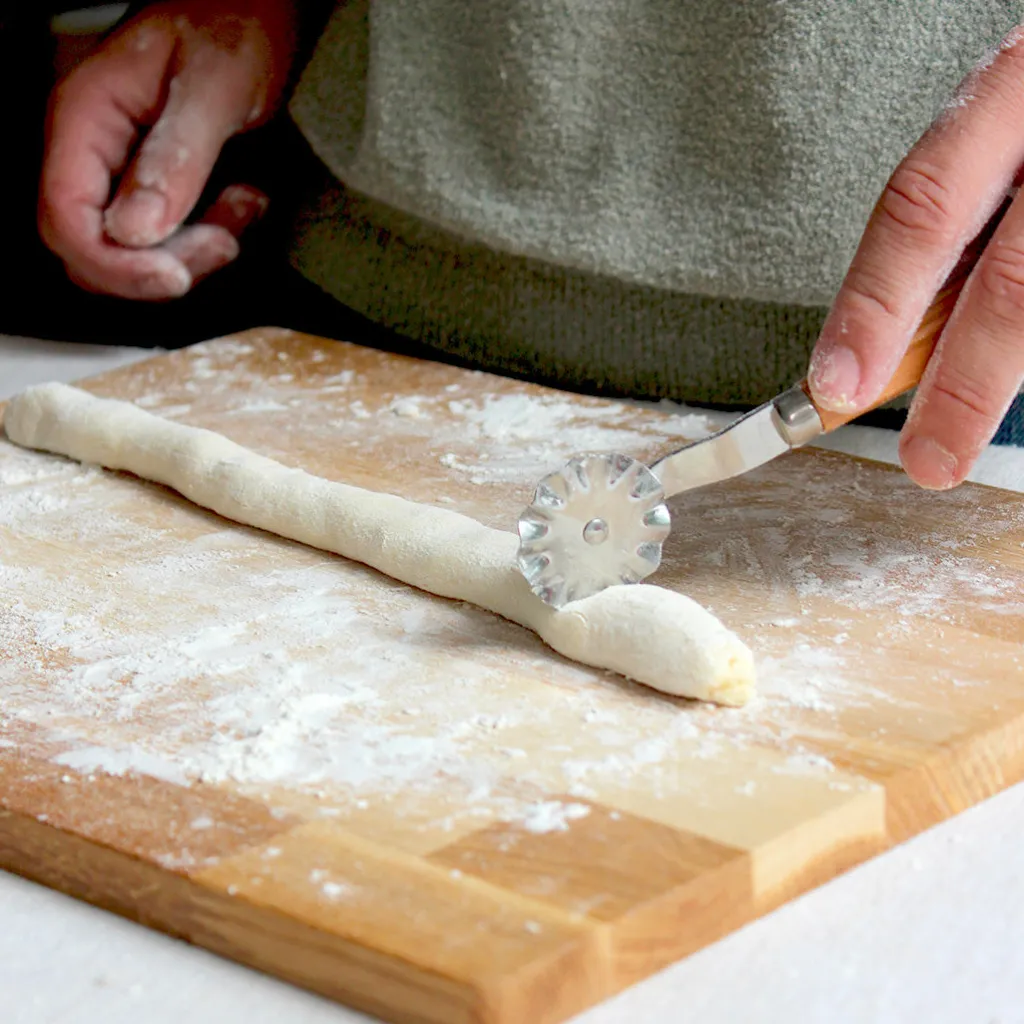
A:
4,383,755,706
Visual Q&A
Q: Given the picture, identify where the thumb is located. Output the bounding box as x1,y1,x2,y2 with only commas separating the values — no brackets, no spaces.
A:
104,49,258,249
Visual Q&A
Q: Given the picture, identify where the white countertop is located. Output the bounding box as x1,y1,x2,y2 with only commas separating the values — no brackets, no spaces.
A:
3,335,1023,1024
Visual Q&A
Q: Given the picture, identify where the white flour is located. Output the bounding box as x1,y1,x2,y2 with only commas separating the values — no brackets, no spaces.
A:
117,337,716,490
0,439,828,834
518,800,592,834
3,332,1023,850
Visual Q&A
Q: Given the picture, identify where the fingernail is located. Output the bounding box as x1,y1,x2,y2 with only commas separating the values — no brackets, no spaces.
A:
808,345,862,412
137,264,191,299
218,185,270,231
900,435,959,490
106,188,168,247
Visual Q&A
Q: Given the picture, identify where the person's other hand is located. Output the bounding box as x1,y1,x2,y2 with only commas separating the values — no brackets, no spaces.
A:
808,27,1024,488
39,0,298,300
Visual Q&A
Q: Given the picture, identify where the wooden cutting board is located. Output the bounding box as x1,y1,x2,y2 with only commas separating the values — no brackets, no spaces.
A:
2,327,1024,1024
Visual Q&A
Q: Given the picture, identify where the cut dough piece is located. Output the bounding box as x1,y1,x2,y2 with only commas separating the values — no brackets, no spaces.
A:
4,383,756,706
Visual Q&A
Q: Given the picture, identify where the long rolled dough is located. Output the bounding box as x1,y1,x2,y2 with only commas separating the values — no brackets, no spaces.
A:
4,383,755,706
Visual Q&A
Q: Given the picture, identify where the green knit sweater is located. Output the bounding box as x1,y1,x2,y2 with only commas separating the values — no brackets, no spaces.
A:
288,0,1022,406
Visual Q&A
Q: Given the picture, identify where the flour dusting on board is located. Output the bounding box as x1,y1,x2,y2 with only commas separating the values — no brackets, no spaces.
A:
518,800,592,834
3,332,1024,865
115,332,715,491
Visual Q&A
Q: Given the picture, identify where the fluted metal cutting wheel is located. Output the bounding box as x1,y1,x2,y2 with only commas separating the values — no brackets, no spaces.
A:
516,452,671,607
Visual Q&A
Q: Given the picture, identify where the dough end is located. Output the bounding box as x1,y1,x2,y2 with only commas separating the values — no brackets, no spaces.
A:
707,661,757,707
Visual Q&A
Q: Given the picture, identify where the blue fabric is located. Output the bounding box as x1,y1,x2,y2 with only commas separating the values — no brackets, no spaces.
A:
869,394,1024,447
993,394,1024,447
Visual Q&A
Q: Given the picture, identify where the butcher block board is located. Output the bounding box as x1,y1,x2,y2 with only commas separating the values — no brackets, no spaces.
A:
2,327,1024,1024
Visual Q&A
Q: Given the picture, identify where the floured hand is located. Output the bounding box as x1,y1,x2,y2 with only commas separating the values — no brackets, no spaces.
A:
809,26,1024,490
38,0,298,300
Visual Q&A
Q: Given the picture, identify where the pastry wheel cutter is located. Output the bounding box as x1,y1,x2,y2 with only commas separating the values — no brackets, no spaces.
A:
517,268,971,608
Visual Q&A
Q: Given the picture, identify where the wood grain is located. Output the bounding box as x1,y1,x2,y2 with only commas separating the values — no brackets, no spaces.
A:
197,822,606,1024
2,327,1024,1024
429,800,752,990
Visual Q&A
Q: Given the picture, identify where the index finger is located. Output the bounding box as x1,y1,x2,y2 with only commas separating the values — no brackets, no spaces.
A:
808,29,1024,414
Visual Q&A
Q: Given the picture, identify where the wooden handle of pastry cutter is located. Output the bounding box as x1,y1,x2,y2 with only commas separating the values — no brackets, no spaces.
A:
798,265,971,434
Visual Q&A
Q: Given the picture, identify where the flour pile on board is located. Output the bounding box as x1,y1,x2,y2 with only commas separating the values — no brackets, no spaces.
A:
518,800,592,834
